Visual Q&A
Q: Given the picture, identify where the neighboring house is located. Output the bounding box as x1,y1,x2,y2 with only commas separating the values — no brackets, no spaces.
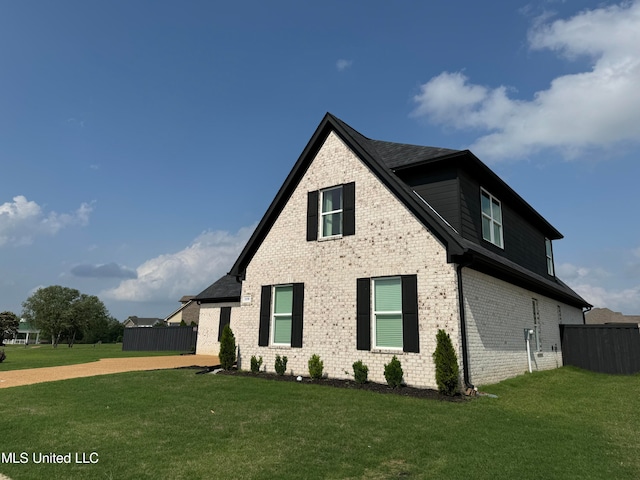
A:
585,308,640,327
166,296,200,326
194,275,241,355
196,113,591,388
7,319,40,345
123,316,164,328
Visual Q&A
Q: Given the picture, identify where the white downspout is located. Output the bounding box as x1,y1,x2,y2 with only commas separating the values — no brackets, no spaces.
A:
525,329,533,373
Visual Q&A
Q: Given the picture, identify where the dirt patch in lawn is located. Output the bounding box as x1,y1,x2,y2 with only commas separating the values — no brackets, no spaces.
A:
0,355,220,389
217,370,467,402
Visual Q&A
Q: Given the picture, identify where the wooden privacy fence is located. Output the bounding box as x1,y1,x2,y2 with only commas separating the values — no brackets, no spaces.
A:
560,324,640,374
122,326,198,352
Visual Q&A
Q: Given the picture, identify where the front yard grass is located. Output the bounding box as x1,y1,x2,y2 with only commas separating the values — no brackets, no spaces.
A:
0,343,183,371
0,366,638,479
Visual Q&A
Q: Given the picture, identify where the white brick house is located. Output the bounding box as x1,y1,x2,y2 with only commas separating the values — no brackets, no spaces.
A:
195,113,590,388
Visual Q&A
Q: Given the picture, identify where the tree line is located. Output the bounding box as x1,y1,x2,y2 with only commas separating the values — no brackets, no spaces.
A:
1,286,124,348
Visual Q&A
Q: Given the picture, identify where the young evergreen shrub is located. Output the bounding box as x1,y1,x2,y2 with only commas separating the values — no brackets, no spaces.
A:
308,354,324,379
384,355,403,388
250,355,263,374
218,325,236,370
433,329,460,396
352,360,368,384
274,354,288,376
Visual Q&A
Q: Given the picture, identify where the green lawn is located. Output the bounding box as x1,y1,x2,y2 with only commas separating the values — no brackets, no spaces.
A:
0,344,183,371
0,367,638,479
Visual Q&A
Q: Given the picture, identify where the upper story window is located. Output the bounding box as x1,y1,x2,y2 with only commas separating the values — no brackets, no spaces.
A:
321,186,343,238
545,238,554,276
481,189,503,248
306,182,355,241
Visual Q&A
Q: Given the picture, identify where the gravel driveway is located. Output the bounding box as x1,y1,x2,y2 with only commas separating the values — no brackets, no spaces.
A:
0,355,220,389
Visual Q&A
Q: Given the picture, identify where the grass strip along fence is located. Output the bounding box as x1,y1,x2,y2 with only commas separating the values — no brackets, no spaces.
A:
0,366,638,479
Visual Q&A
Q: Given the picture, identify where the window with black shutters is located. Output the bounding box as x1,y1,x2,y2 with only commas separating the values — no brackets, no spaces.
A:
307,182,355,241
356,275,419,353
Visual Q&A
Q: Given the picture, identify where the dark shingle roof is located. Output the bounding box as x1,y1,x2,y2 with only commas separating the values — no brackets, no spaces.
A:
195,274,241,303
126,317,163,327
369,140,461,169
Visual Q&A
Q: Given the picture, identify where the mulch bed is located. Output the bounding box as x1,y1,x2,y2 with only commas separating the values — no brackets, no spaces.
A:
215,369,468,402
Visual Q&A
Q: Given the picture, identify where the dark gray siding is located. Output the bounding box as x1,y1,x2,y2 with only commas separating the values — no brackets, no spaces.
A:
397,166,461,233
459,170,550,278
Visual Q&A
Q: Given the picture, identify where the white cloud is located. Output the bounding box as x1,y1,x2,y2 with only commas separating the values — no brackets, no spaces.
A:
558,261,640,314
0,196,93,246
412,1,640,161
571,283,640,314
556,262,611,282
336,59,353,71
102,225,255,303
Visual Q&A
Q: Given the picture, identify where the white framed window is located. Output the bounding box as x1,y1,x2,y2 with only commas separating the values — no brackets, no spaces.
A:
271,285,293,346
373,277,403,349
532,298,541,351
320,186,343,238
545,238,554,276
481,189,503,248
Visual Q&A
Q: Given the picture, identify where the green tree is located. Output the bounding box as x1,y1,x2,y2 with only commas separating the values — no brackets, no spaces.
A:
105,317,124,343
72,294,111,346
219,325,236,370
433,329,460,396
21,286,112,348
0,311,19,344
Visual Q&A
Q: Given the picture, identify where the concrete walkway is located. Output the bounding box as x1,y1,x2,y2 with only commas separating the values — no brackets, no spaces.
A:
0,355,220,389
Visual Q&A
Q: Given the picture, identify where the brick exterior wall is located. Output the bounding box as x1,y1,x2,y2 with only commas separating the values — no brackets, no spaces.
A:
462,268,584,386
181,301,201,326
196,302,240,356
232,132,461,388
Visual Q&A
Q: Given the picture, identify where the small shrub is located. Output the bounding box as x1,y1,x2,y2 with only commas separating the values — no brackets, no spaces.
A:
433,329,460,396
308,354,324,379
0,350,5,363
275,354,288,376
352,360,368,384
250,355,263,374
219,325,236,370
384,355,403,388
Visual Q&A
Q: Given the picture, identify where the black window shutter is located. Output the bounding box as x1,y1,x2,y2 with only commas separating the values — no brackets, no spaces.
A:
306,190,319,241
356,278,371,350
258,285,272,346
291,283,304,348
343,182,355,236
401,275,420,353
218,307,231,341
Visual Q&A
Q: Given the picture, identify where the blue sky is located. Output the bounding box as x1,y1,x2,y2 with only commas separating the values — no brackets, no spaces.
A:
1,0,639,320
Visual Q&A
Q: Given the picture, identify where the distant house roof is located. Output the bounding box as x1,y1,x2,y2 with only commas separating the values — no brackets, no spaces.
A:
124,316,164,327
194,274,241,303
17,319,39,333
585,308,640,325
165,296,199,323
